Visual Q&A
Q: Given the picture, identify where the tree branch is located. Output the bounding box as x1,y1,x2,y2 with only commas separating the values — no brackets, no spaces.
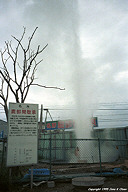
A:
30,83,65,90
0,27,63,120
26,27,38,53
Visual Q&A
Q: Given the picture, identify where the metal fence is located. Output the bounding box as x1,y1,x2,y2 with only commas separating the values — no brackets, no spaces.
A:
1,137,128,168
0,137,128,183
0,138,6,169
38,138,128,163
38,137,128,178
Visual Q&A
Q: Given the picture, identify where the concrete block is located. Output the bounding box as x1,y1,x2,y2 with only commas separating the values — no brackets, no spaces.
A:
72,177,105,188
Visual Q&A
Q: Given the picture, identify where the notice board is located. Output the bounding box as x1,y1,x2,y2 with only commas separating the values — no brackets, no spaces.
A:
7,103,38,167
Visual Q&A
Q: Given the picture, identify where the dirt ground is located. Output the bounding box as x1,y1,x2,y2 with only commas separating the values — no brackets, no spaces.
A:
7,177,128,192
1,160,128,192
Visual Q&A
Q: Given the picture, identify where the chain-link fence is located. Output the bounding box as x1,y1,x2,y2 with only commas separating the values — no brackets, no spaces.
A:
0,137,128,187
0,138,7,169
38,137,128,178
1,137,128,169
38,138,128,163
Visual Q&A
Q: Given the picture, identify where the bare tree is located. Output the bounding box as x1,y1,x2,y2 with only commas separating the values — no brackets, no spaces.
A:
0,27,64,121
0,77,9,121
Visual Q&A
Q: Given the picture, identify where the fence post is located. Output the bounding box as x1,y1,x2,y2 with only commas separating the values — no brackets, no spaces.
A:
62,130,66,161
49,137,52,180
1,139,5,169
98,138,102,175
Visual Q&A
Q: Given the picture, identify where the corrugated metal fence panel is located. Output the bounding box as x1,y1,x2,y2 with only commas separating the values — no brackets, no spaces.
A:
39,131,76,162
92,128,128,159
92,127,128,139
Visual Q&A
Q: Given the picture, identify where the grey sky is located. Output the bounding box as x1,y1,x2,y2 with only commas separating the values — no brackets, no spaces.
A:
0,0,128,124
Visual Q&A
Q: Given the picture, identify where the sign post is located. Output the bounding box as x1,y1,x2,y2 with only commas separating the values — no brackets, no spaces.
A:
7,103,38,187
30,165,33,189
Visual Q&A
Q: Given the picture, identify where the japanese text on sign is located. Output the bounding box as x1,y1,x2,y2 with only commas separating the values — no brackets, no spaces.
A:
9,104,38,137
45,120,74,130
7,103,38,167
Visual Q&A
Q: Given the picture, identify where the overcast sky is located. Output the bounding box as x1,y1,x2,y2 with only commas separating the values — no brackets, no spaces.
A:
0,0,128,124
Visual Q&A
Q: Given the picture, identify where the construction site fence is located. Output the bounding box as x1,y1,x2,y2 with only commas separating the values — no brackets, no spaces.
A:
38,138,128,173
0,138,128,184
0,138,128,166
0,138,128,167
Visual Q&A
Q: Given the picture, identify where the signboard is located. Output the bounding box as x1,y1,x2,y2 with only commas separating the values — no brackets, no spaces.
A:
7,103,38,167
92,117,98,127
45,120,74,130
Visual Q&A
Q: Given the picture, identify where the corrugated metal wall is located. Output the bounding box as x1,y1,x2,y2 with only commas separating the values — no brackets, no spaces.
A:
91,127,128,139
91,127,128,159
39,128,128,162
39,130,76,162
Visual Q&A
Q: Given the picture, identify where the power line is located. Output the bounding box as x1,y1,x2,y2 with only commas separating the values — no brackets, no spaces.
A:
40,108,128,111
43,108,75,111
98,109,128,110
